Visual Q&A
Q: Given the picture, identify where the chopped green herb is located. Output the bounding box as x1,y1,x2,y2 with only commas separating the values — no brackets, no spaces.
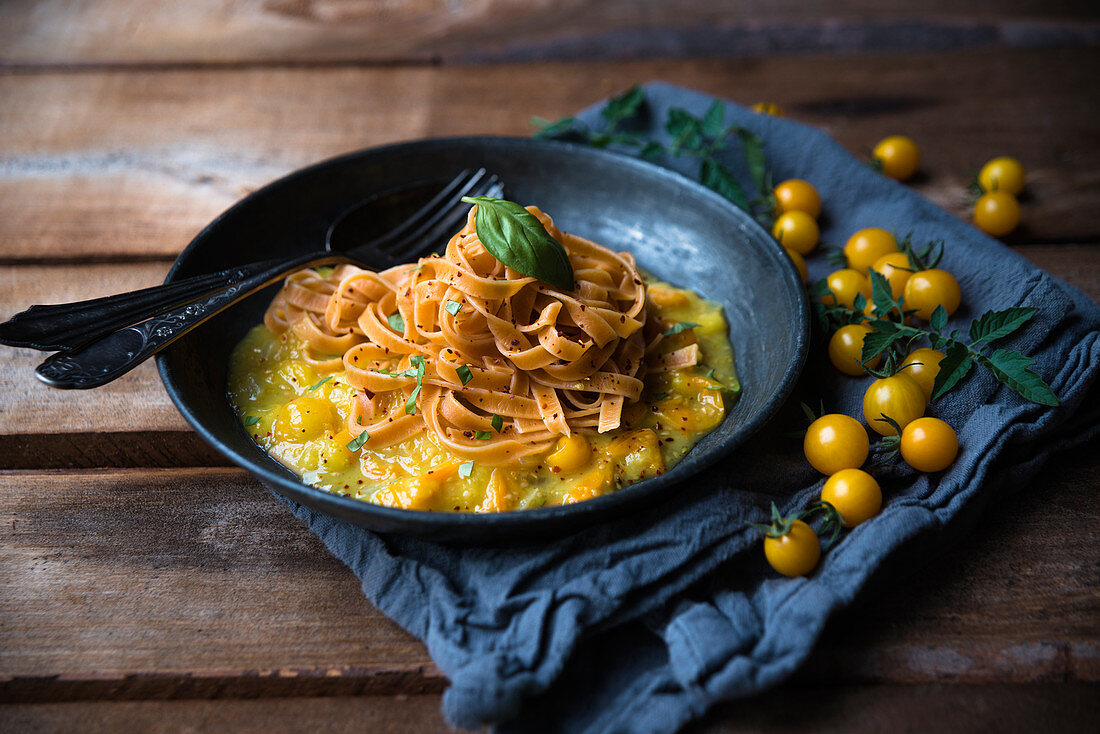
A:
491,414,504,432
474,430,492,440
308,376,332,391
405,355,427,415
346,430,370,451
388,313,405,332
356,415,363,425
445,300,462,316
244,415,261,427
458,461,475,478
456,364,473,385
664,321,700,336
704,368,716,379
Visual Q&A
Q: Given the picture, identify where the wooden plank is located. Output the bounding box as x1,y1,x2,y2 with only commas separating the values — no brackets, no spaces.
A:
1,684,1097,734
1,50,1099,262
1,451,1096,702
0,468,439,701
3,240,1095,454
2,0,1098,66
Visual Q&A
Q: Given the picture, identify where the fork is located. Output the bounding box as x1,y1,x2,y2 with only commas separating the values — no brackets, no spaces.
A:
10,168,503,389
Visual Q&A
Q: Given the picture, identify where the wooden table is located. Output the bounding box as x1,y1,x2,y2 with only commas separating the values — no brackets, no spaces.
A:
2,4,1099,731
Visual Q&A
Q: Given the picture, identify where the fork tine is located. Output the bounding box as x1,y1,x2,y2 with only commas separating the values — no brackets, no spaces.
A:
363,168,483,250
396,175,505,260
377,169,491,255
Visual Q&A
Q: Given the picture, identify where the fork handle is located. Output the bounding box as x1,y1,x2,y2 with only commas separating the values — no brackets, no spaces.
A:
35,251,344,389
0,255,302,351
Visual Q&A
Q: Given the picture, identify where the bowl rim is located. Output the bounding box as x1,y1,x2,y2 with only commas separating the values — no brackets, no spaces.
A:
158,135,809,534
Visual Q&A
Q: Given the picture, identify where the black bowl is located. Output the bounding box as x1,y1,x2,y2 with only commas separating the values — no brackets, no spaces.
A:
158,137,809,542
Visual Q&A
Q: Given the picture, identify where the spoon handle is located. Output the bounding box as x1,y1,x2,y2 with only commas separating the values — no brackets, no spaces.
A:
0,256,293,351
34,251,341,389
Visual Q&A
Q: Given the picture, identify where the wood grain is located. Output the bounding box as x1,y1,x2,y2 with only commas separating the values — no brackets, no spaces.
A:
2,49,1099,262
2,684,1098,734
3,240,1094,455
1,450,1096,702
2,0,1098,66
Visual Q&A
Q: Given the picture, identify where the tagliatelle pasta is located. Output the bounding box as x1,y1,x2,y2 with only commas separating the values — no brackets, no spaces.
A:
263,206,664,465
230,203,739,512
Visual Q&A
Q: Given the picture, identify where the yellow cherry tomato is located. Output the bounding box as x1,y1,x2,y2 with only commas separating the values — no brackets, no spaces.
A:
828,324,880,376
900,417,959,472
872,135,920,181
804,414,869,475
974,191,1021,237
870,251,913,300
844,228,898,272
774,179,822,219
821,268,871,310
863,372,926,436
978,157,1026,196
822,468,882,527
899,348,945,400
903,268,962,321
783,247,808,283
764,519,820,577
752,102,786,117
772,211,819,255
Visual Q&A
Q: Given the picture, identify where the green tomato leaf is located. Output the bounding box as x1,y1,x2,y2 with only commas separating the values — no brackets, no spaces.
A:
930,304,948,333
978,349,1060,406
738,129,768,197
868,269,897,319
601,86,644,125
930,341,974,401
701,100,725,138
807,278,831,299
639,141,664,160
968,307,1037,346
852,292,868,314
700,159,749,210
531,115,578,140
461,196,574,291
666,108,704,153
861,320,902,363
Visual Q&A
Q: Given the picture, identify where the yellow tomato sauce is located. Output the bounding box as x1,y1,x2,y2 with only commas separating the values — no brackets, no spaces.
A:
228,281,738,512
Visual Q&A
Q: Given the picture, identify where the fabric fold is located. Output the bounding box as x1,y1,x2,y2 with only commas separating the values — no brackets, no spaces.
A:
276,82,1100,733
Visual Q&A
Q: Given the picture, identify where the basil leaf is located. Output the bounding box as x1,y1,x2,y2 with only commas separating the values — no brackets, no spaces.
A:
346,430,370,451
405,385,421,415
458,461,475,478
664,321,700,336
969,307,1037,346
930,342,973,401
474,430,492,440
979,349,1060,406
387,313,405,333
244,416,261,427
445,300,462,316
456,365,473,385
490,414,504,432
308,376,332,392
461,196,574,291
